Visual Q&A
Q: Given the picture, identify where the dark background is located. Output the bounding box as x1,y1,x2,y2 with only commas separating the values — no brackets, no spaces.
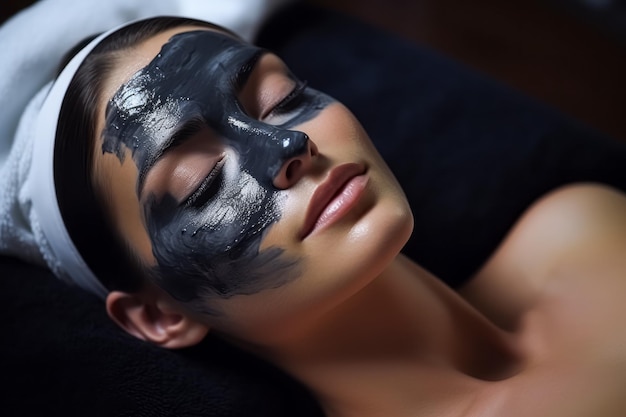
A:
3,0,624,142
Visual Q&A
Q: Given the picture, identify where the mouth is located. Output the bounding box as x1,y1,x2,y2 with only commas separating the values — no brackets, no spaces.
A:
300,162,368,239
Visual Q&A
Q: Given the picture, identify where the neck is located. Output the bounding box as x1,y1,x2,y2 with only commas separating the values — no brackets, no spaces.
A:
253,254,523,417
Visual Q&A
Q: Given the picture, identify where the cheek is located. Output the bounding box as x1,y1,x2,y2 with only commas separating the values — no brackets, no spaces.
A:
295,102,391,181
206,261,356,347
323,101,361,127
258,190,308,248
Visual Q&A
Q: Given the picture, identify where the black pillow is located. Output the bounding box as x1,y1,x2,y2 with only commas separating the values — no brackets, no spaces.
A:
2,3,625,416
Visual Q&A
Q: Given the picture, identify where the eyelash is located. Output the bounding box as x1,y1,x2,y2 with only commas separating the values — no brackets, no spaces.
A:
185,155,226,208
265,79,307,118
167,119,224,209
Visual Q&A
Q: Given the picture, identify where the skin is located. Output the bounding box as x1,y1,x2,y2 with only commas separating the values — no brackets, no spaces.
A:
96,24,626,417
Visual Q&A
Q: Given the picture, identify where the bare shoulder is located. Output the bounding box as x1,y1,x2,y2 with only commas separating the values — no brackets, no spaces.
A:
519,182,626,233
499,182,626,265
460,182,626,329
459,183,626,416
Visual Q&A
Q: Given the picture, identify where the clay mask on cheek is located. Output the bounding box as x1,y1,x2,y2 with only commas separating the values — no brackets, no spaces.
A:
101,30,333,312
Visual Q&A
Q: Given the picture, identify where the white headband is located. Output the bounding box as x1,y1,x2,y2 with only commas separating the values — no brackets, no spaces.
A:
30,21,139,298
0,0,294,298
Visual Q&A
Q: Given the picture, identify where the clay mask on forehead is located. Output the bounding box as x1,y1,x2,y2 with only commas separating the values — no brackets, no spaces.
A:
101,29,333,313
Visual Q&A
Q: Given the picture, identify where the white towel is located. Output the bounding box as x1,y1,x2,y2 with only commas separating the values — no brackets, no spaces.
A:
0,0,295,295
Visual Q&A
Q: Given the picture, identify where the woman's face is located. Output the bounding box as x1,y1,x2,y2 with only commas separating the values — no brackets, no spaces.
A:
95,25,413,346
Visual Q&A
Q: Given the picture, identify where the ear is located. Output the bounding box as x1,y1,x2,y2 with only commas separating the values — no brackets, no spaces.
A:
106,288,209,349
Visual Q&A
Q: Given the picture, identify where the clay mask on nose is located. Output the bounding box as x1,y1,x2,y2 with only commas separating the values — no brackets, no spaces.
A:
101,30,333,313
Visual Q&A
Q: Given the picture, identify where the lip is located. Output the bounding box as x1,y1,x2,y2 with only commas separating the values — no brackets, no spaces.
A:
300,162,368,239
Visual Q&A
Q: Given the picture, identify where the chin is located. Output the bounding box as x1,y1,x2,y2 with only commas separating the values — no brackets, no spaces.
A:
363,195,414,265
327,192,414,288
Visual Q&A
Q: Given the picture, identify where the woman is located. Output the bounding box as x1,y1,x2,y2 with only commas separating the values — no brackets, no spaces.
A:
25,16,626,416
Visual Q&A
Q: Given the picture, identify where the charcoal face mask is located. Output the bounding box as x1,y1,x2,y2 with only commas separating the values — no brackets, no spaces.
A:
101,30,333,312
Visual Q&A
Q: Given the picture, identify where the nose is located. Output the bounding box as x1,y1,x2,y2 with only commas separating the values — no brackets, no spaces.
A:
273,136,318,189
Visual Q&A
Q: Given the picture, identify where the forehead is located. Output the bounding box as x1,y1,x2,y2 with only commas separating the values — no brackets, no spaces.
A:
98,26,239,127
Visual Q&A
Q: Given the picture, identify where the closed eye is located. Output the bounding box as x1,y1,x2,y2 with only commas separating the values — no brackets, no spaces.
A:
184,154,226,208
263,79,307,119
236,52,311,122
140,123,225,206
138,118,206,197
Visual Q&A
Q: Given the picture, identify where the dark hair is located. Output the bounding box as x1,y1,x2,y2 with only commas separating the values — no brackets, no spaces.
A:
55,16,228,294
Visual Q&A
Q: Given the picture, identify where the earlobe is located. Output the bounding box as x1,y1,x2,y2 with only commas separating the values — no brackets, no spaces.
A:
106,290,210,349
